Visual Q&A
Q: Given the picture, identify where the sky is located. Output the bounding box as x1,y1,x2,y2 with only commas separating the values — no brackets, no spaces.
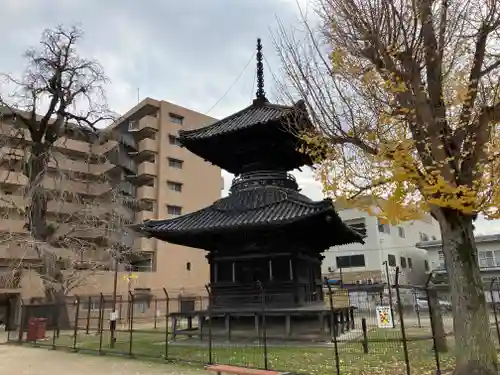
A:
1,0,499,235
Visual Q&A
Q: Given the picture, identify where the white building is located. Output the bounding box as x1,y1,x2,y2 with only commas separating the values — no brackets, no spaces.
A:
417,234,500,303
323,205,441,285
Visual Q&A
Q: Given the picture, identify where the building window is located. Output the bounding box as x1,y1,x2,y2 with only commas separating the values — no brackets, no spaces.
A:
336,255,366,268
424,260,430,271
167,181,183,192
478,250,500,268
377,218,390,234
168,134,182,146
408,258,413,269
169,113,184,125
167,205,182,216
387,254,396,267
168,158,183,169
419,232,429,242
186,262,191,271
432,235,437,240
398,227,405,238
400,257,407,269
345,218,367,237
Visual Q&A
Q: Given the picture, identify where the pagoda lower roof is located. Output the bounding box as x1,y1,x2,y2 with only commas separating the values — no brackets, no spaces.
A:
136,186,365,249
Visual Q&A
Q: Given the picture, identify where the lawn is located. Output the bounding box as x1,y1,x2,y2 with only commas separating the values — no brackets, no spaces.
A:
23,327,458,375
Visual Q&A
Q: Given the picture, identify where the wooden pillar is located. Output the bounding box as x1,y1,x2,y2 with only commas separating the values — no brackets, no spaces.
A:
285,314,291,336
198,316,204,340
171,316,178,341
254,314,260,337
269,259,273,281
319,312,326,341
214,262,218,283
339,310,345,335
232,262,236,283
350,308,355,329
291,257,299,304
225,313,231,341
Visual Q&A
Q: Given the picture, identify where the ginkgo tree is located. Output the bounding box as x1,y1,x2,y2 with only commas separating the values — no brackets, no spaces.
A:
276,0,500,374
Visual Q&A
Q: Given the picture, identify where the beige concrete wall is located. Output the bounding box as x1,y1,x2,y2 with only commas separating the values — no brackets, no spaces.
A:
0,98,222,300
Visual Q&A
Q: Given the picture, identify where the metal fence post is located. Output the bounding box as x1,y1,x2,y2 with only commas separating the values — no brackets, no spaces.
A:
98,294,104,354
128,291,134,357
154,297,158,329
257,281,268,370
163,288,169,360
205,284,213,365
394,268,410,375
85,296,91,334
490,278,500,345
325,277,341,375
73,296,80,351
426,273,441,375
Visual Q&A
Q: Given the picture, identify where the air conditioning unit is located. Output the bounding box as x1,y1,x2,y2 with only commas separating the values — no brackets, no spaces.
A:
128,120,139,131
328,267,333,272
367,278,373,285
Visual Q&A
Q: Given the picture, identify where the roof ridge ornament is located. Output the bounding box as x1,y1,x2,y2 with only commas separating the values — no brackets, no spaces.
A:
254,38,268,106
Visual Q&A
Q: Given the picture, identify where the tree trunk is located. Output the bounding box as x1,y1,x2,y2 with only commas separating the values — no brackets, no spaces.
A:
439,211,498,375
428,288,448,352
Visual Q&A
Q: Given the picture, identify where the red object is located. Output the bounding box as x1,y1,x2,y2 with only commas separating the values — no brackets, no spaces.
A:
27,317,47,341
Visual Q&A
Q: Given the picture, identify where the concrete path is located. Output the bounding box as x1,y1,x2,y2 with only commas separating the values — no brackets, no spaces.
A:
0,342,205,375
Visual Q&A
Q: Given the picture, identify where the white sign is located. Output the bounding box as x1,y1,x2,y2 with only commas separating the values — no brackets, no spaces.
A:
110,311,118,321
376,306,393,328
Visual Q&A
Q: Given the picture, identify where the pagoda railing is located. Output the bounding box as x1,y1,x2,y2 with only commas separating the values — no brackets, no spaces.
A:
230,170,298,192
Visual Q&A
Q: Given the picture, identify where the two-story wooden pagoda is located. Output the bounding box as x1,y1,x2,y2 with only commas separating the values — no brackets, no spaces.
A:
137,39,364,311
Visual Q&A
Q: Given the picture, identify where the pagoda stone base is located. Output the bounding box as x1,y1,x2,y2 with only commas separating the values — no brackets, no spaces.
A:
170,304,356,343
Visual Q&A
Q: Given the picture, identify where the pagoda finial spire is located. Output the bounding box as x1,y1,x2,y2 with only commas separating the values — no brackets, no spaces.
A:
255,38,267,103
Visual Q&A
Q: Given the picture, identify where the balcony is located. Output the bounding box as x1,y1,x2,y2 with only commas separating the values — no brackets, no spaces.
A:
0,270,21,290
128,162,155,186
134,237,156,252
107,149,138,175
132,138,158,163
0,170,28,187
118,181,136,197
128,116,158,140
137,185,155,201
119,133,137,150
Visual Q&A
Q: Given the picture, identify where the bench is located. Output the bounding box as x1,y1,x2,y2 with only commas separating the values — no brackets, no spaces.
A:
205,364,290,375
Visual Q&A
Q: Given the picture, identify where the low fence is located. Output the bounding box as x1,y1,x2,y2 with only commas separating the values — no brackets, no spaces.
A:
6,269,500,375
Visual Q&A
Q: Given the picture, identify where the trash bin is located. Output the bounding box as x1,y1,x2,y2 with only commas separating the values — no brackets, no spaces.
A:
26,317,47,341
36,318,47,340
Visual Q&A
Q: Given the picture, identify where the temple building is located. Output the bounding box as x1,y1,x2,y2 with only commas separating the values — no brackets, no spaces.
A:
136,39,364,311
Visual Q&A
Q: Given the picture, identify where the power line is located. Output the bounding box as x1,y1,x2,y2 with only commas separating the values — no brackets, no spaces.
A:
205,51,256,115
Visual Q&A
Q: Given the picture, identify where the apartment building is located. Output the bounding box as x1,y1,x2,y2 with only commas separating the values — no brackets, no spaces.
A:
0,97,222,305
418,234,500,302
323,201,440,285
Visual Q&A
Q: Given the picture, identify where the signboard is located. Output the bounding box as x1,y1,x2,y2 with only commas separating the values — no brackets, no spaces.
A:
376,306,393,328
110,311,118,321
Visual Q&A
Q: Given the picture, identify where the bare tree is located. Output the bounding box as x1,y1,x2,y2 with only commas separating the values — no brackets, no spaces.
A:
275,1,500,374
0,25,118,305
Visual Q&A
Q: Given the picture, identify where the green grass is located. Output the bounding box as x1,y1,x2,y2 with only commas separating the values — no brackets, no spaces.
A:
23,327,459,375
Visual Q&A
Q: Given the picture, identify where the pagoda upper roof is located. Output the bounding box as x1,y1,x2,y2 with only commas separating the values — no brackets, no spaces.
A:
180,100,305,141
178,99,314,174
135,185,365,250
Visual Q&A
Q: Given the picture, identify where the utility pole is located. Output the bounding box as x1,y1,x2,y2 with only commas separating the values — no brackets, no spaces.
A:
382,260,395,328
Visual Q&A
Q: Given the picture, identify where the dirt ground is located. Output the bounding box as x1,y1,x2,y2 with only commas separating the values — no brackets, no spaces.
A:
0,336,206,375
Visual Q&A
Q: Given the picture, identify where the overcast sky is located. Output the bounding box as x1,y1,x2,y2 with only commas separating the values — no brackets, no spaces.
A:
2,0,499,235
